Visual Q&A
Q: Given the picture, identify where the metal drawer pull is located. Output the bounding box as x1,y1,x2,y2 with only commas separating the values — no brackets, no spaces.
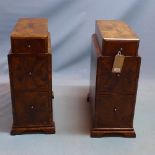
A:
28,71,32,76
116,73,120,77
27,44,31,48
114,107,118,112
31,105,34,109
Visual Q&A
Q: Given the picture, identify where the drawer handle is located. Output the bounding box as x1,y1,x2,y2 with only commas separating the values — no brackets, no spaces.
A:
27,44,31,48
115,73,120,77
114,107,118,112
28,71,32,76
30,105,34,109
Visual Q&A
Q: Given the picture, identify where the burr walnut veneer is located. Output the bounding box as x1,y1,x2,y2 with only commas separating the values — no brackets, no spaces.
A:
88,20,141,138
8,18,55,135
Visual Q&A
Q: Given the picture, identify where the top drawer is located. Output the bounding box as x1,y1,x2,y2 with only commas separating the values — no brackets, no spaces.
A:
11,18,48,53
95,20,139,56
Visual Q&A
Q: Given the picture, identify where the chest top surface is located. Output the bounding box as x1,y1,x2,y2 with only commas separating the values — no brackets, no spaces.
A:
11,18,48,39
96,20,139,41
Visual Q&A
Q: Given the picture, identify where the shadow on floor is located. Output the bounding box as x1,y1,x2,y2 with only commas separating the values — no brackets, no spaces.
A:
0,83,12,133
53,85,91,136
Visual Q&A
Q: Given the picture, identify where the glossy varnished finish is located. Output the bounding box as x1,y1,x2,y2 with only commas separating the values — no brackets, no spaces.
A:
12,92,52,126
95,20,139,56
11,18,48,53
88,30,141,137
8,54,51,91
95,94,136,128
8,18,55,135
96,56,141,94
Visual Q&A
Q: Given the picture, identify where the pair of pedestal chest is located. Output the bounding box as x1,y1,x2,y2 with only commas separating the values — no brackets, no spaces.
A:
88,20,141,137
8,18,141,137
8,18,55,135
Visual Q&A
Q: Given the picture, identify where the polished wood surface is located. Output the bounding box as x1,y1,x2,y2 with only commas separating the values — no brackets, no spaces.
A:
88,32,141,138
8,18,55,135
11,18,48,53
11,18,48,38
8,54,51,91
96,20,139,40
95,20,139,56
96,56,141,94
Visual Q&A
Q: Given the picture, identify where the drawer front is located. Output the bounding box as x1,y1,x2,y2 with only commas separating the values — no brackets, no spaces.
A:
13,92,52,126
102,40,139,56
96,56,141,94
95,20,139,56
95,94,135,128
8,54,51,91
11,38,48,53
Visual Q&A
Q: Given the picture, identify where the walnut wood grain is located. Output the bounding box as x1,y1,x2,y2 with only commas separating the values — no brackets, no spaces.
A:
8,53,51,91
96,20,139,40
11,18,48,53
11,18,48,38
88,31,141,138
8,18,55,135
95,20,139,56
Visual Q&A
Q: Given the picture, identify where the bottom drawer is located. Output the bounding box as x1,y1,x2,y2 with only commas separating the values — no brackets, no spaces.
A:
13,91,52,126
95,94,136,128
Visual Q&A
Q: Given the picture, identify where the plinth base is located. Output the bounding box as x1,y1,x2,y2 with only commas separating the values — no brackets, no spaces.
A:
91,128,136,138
11,123,55,135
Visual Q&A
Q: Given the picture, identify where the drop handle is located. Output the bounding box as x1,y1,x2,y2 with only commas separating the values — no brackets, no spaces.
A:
114,107,118,112
28,71,32,76
27,44,31,48
115,73,120,77
31,106,34,109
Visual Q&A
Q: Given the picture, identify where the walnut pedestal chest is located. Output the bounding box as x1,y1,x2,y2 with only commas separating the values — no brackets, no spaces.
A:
8,18,55,135
88,20,141,138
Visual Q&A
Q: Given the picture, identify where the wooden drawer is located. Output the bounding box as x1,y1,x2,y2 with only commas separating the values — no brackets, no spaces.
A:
96,56,141,94
11,18,48,53
100,40,139,56
8,53,51,91
95,20,139,56
95,94,135,128
13,91,52,126
11,38,48,53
